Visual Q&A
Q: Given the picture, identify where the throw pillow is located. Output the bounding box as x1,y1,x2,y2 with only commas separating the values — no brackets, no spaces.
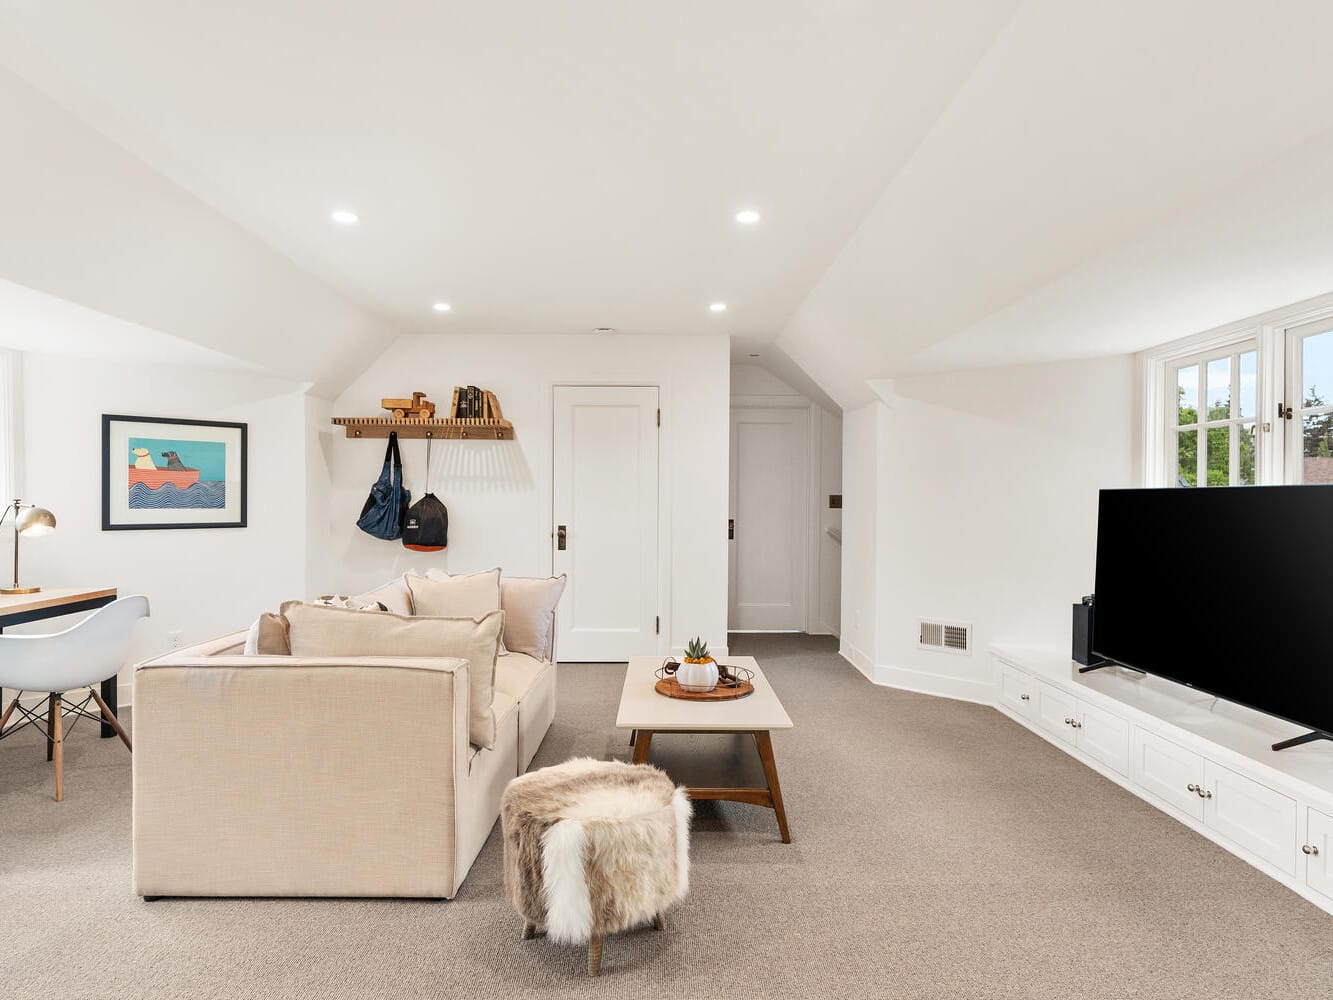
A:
411,568,502,619
349,573,417,616
281,601,504,748
243,612,292,655
499,575,567,660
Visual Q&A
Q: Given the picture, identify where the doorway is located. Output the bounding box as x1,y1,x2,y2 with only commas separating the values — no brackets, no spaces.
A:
728,406,810,631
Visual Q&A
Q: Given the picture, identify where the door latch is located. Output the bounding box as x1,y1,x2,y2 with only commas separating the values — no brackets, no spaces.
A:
557,525,567,551
1278,402,1294,421
728,518,734,540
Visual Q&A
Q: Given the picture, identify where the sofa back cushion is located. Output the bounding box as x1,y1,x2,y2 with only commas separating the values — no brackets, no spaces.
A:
499,575,566,660
411,568,502,619
281,601,503,748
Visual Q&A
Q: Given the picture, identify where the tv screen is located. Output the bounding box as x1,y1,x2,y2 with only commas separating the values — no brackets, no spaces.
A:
1093,485,1333,741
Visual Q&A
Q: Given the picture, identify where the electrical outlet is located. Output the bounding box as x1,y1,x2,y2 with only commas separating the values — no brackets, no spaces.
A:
167,630,184,650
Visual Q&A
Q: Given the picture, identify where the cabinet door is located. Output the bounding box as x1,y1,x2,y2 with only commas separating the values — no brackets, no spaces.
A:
1033,681,1076,745
1075,700,1130,777
1132,730,1205,821
1198,762,1297,876
1306,807,1333,901
996,662,1034,719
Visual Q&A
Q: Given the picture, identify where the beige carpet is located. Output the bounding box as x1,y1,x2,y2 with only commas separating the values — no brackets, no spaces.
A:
2,634,1331,999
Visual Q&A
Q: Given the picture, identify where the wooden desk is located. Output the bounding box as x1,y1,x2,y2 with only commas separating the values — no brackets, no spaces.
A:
0,588,120,738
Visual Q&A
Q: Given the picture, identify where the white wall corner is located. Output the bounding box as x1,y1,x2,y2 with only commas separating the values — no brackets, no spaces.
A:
866,378,898,408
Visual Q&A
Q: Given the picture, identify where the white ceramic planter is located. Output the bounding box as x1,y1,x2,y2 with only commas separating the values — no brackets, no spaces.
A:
677,659,719,693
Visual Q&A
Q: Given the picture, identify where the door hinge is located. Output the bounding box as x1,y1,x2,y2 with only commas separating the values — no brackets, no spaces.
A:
655,616,660,635
657,408,661,427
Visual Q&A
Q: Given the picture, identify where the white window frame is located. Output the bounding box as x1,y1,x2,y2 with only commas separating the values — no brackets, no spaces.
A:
1141,290,1333,487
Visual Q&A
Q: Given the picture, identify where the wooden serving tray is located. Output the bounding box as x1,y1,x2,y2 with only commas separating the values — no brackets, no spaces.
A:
654,677,754,701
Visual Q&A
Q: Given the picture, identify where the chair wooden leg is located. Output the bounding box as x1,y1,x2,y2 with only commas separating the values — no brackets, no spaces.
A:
52,694,63,802
90,688,132,752
653,911,665,931
46,693,57,761
0,694,18,734
521,921,537,940
587,934,603,977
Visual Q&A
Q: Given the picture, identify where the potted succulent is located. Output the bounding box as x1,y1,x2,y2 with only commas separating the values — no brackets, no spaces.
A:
676,637,719,693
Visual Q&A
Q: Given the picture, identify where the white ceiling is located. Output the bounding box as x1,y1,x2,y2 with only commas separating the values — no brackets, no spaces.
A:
0,0,1016,345
4,1,1333,407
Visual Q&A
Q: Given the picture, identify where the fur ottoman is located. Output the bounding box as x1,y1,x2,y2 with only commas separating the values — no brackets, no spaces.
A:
501,757,691,976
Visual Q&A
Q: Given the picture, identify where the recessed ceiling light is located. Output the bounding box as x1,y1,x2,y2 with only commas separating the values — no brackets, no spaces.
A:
709,302,727,313
735,209,761,225
330,209,359,225
433,302,452,312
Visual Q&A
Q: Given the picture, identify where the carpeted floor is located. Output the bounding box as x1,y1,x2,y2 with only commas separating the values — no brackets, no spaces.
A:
2,634,1331,999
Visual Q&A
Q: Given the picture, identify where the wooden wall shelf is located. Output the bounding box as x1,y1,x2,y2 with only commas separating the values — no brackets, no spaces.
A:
331,416,514,440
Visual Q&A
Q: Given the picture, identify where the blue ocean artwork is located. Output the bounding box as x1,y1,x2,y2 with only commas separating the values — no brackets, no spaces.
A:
126,437,226,509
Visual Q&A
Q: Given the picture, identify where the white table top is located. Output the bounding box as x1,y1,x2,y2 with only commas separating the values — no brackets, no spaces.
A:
615,655,793,731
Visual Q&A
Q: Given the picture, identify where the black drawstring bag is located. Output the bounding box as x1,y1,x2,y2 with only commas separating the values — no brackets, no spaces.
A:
403,436,448,551
357,432,411,540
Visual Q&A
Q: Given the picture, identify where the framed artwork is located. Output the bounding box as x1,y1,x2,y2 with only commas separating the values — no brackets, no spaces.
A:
101,414,248,530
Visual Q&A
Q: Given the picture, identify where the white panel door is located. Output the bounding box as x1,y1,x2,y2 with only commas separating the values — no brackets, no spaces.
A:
1305,807,1333,901
1132,730,1206,821
996,662,1034,719
1074,700,1131,777
1203,762,1298,875
728,407,808,631
1033,681,1076,745
553,386,659,662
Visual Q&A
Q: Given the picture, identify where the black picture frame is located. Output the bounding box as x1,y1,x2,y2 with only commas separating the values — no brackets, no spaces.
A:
101,414,248,530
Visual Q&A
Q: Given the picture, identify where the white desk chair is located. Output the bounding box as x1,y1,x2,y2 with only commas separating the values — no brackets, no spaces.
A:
0,595,149,800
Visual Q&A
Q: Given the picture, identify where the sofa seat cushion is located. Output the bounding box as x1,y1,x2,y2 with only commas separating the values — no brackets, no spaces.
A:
494,653,550,702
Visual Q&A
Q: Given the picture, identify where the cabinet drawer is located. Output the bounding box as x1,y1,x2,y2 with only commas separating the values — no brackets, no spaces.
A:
1033,681,1076,745
1132,730,1205,821
1075,700,1130,777
1203,762,1297,876
996,662,1035,719
1305,807,1333,902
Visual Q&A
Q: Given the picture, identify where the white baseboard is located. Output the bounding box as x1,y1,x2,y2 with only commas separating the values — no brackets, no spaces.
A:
839,645,994,705
839,642,876,681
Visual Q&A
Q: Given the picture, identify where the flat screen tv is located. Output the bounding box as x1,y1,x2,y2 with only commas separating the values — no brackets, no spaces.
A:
1092,485,1333,750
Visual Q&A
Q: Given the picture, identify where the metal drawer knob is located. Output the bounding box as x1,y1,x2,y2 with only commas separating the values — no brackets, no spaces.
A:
1071,721,1082,728
1187,783,1199,793
1303,844,1320,856
1064,717,1073,726
1019,694,1030,701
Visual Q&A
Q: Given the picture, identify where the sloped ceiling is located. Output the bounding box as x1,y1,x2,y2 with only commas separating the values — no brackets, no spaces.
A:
3,2,1333,406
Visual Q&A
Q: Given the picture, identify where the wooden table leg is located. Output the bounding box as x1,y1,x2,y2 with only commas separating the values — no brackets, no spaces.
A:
631,729,653,765
753,730,791,844
52,694,64,802
46,694,56,761
99,675,118,739
588,934,603,977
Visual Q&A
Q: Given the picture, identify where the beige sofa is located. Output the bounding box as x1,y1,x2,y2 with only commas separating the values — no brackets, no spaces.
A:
131,630,556,899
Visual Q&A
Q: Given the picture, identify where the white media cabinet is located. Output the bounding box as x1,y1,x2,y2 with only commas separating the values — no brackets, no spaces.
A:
992,645,1333,916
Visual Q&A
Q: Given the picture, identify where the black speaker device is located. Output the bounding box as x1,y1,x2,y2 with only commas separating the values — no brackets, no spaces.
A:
1072,595,1109,668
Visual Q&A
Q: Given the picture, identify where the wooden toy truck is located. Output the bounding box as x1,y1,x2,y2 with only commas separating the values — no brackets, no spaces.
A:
380,392,436,419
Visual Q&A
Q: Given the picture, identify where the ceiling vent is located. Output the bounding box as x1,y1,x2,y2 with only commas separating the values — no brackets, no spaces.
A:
919,619,972,655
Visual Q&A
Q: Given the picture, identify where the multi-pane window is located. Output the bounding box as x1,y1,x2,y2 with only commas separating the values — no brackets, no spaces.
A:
1288,321,1333,484
1148,296,1333,489
1171,344,1258,487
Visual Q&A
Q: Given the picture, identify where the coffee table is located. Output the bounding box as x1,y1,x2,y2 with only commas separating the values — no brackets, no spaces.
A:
615,655,794,843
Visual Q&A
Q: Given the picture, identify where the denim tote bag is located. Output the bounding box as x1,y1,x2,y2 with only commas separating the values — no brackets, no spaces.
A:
356,432,411,540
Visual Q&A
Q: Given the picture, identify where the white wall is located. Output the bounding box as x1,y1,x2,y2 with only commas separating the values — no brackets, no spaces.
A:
15,352,313,701
841,356,1138,700
839,401,882,674
729,363,842,635
324,334,730,656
